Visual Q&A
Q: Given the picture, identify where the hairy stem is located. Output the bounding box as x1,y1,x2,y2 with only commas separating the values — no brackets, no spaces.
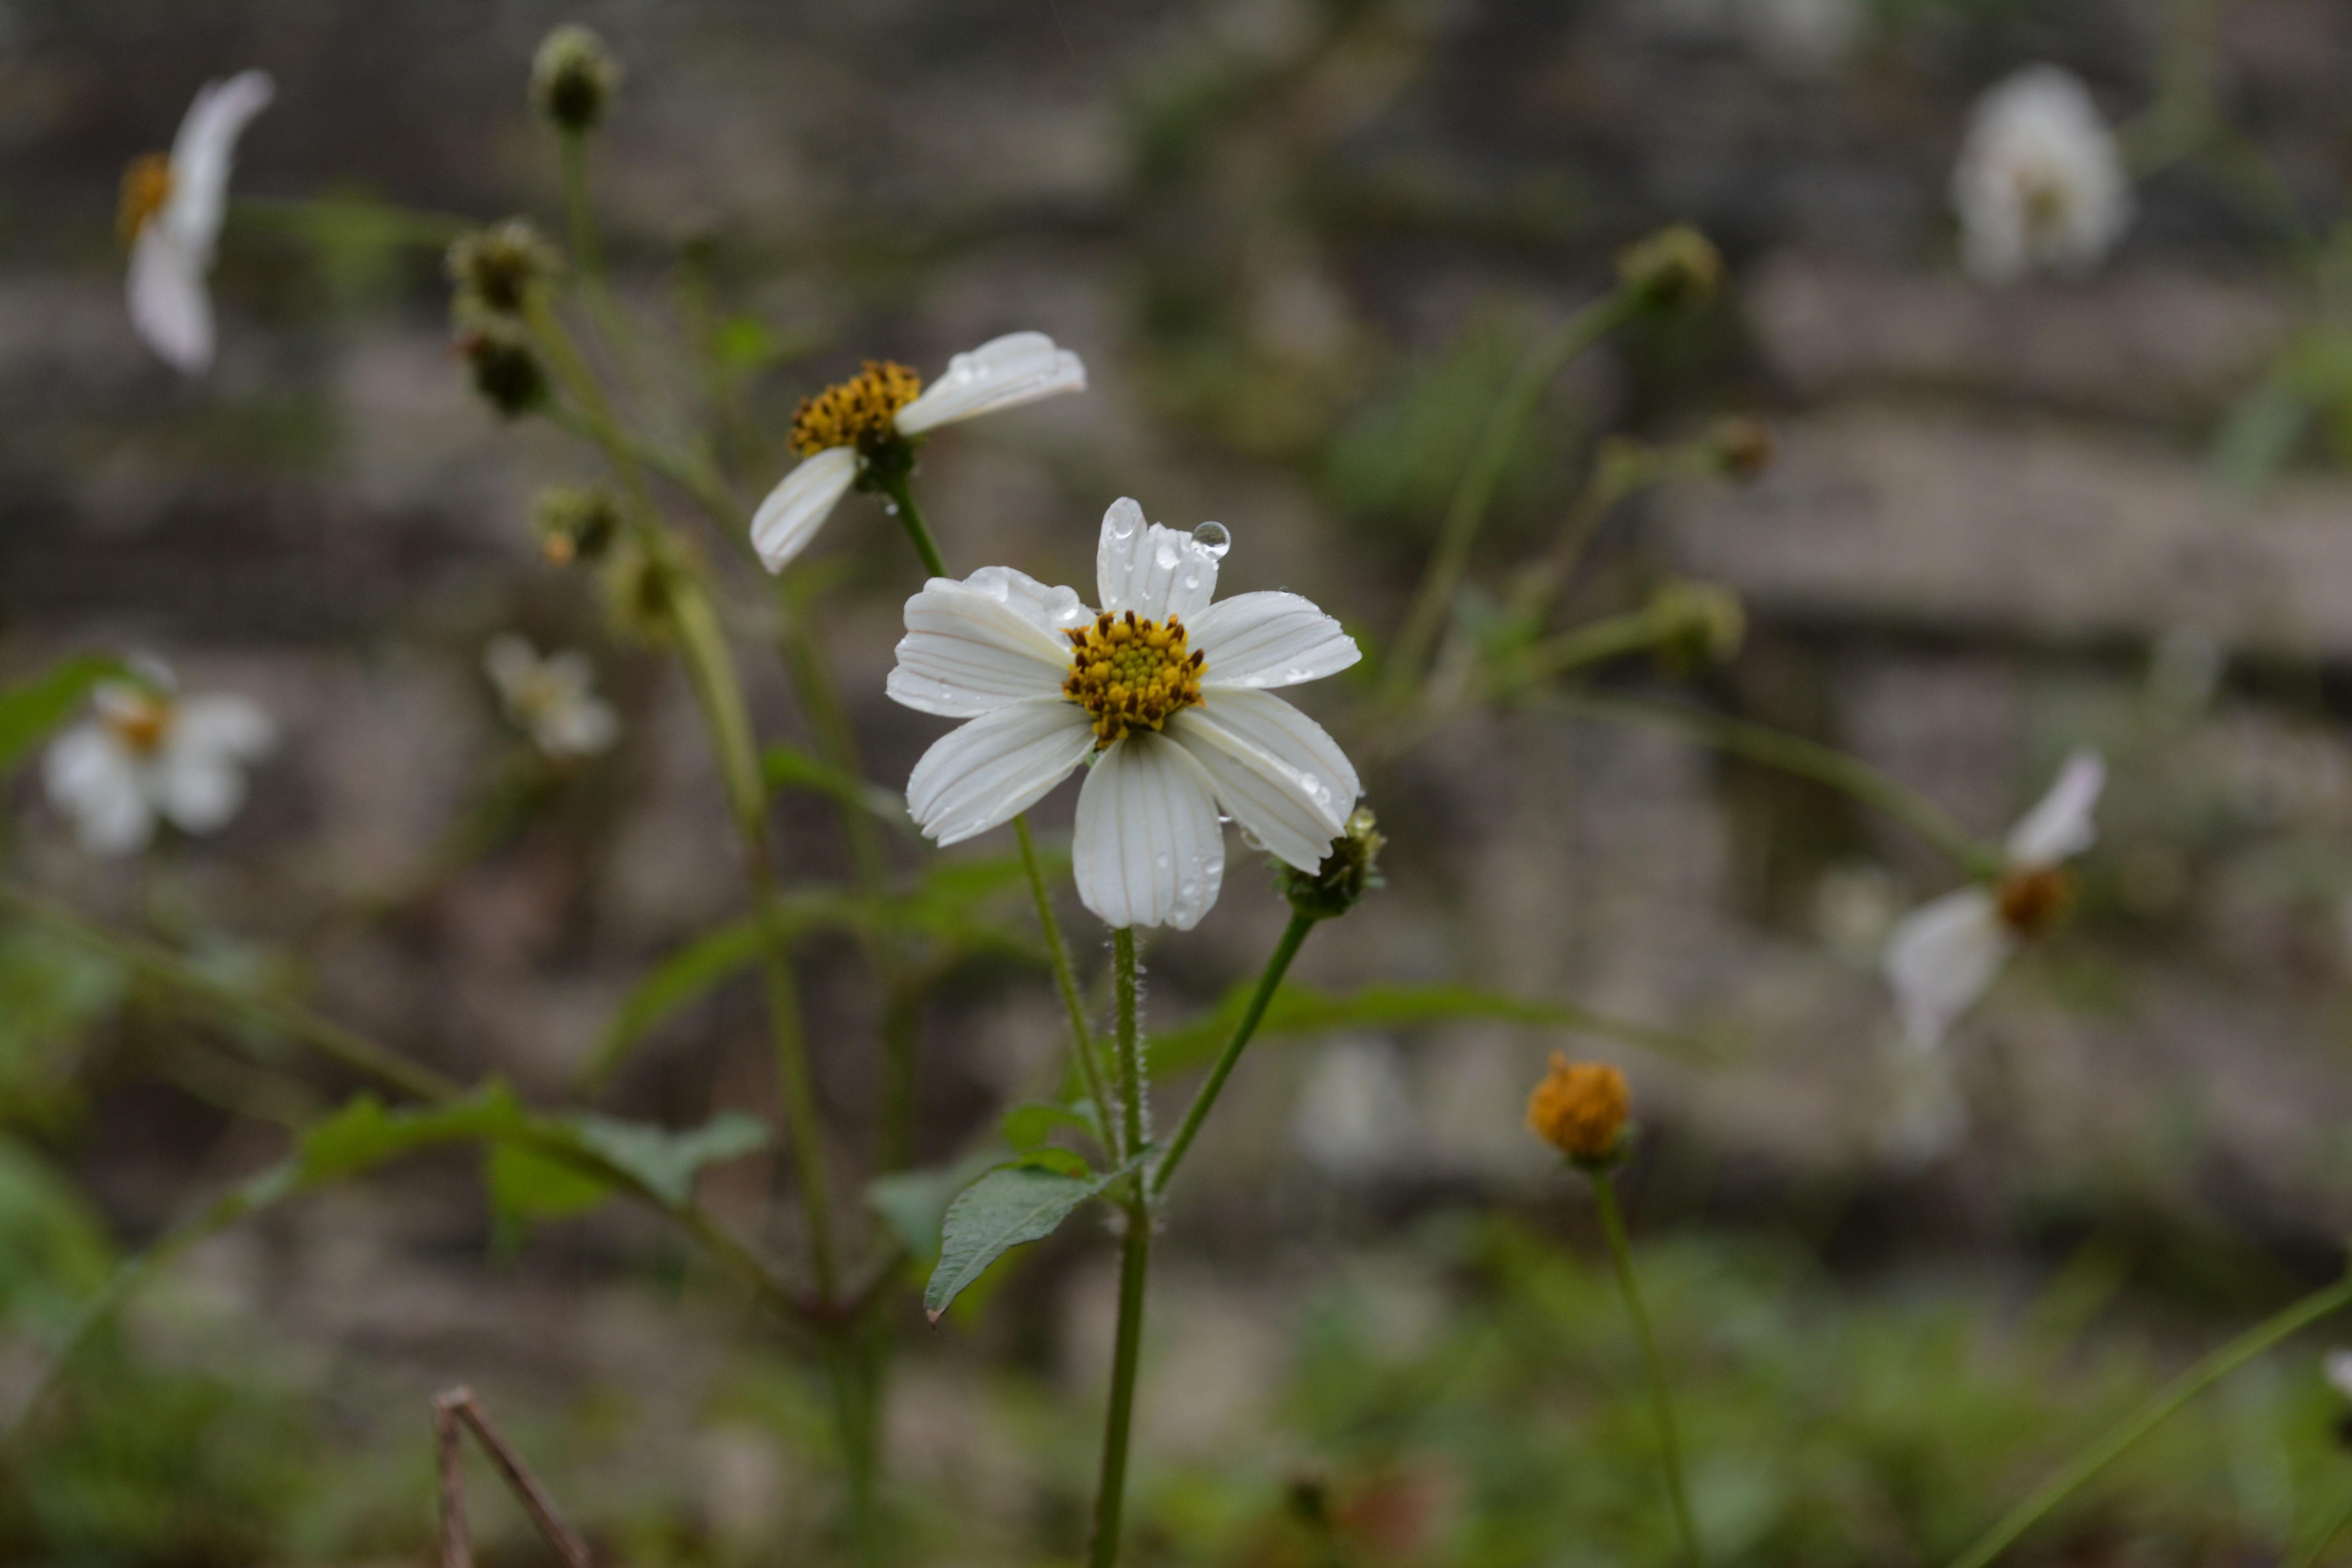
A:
1592,1173,1705,1568
1945,1269,2352,1568
1151,910,1315,1199
1089,927,1152,1568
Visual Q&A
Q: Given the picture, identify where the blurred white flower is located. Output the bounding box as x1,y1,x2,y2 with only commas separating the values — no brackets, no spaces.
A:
887,498,1361,931
44,662,275,855
751,332,1087,573
1950,65,2131,284
2325,1348,2352,1401
1814,862,1902,969
121,70,274,374
1882,748,2105,1052
1293,1036,1419,1181
484,635,619,759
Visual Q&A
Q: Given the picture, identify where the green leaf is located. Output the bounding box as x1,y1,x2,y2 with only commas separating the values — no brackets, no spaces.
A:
557,1111,770,1207
924,1160,1129,1322
0,927,127,1134
1145,982,1722,1076
1000,1102,1097,1153
865,1147,1008,1266
762,743,914,835
486,1142,614,1223
0,654,129,779
579,921,766,1088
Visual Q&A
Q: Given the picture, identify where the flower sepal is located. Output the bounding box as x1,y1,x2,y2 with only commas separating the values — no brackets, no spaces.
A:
1276,805,1385,922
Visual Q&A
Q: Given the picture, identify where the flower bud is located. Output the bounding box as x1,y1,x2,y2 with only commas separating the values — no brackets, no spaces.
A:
1525,1053,1631,1168
458,325,548,418
1276,805,1385,922
532,485,622,566
599,537,679,645
448,220,559,316
1648,579,1746,672
1712,416,1773,480
1616,223,1723,315
532,24,620,134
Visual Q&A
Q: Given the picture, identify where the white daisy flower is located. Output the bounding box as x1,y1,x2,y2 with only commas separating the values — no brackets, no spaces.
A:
44,662,275,856
887,499,1362,931
1882,748,2105,1053
120,69,275,375
484,635,619,759
1950,65,2131,285
750,332,1087,573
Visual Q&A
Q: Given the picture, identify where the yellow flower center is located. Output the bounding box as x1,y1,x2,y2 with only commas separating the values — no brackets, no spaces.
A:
101,693,172,754
118,154,174,248
1525,1053,1631,1164
1996,865,2073,938
1063,610,1206,747
789,361,923,457
2014,164,2071,241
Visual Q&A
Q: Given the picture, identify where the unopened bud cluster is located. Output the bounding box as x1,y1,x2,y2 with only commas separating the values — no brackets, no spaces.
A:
533,485,621,566
1277,805,1385,921
1525,1053,1632,1168
1617,224,1723,316
532,24,619,133
600,537,681,645
459,325,547,418
1648,579,1745,671
448,220,558,316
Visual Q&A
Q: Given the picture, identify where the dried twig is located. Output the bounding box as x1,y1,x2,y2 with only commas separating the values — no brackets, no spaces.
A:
433,1386,592,1568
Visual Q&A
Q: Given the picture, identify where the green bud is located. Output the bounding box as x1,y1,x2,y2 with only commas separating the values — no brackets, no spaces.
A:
1277,805,1386,921
1616,223,1723,315
599,536,679,645
448,220,559,316
459,324,547,418
532,24,619,133
1648,579,1746,672
532,484,622,566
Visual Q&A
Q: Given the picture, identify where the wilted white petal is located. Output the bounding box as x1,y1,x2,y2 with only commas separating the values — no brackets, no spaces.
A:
1882,887,2010,1052
906,699,1094,846
128,227,212,374
1095,499,1218,624
750,446,859,572
1951,65,2130,284
888,574,1081,717
2005,747,2104,866
44,727,153,855
1190,592,1360,690
1072,733,1225,931
1168,689,1356,871
163,69,274,257
893,331,1087,435
171,693,275,761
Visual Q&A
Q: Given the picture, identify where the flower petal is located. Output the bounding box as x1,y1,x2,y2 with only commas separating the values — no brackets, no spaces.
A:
1095,498,1218,624
893,331,1086,435
483,634,536,698
128,226,212,374
156,753,248,835
163,69,274,258
1881,887,2010,1052
2004,748,2104,866
1168,690,1357,872
750,446,859,572
1189,591,1360,690
1072,732,1226,931
888,572,1084,717
906,700,1095,847
172,694,276,760
44,726,153,855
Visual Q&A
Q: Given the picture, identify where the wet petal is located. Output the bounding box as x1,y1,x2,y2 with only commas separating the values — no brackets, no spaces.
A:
2004,748,2104,866
1072,732,1226,931
888,572,1083,717
1169,691,1357,872
1189,591,1359,690
750,446,858,572
893,331,1086,434
1095,498,1218,624
906,700,1095,847
1881,887,2010,1052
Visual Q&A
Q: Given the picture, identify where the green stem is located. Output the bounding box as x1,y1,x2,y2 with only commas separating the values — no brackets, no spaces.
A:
1089,926,1152,1568
557,129,645,394
874,465,949,579
1945,1270,2352,1568
1018,815,1119,1158
2287,1478,2352,1568
1492,610,1668,696
1385,292,1635,701
1552,693,1998,876
1150,911,1315,1199
1592,1172,1705,1568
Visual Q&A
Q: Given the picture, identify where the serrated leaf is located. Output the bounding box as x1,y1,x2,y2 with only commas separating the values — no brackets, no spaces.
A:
557,1111,770,1207
925,1161,1129,1322
763,742,915,835
1145,982,1721,1076
0,654,129,779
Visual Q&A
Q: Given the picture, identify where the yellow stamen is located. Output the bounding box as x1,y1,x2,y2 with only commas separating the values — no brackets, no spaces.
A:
788,361,923,457
101,693,172,754
1063,610,1207,746
118,154,174,249
1525,1053,1631,1164
1996,865,2073,938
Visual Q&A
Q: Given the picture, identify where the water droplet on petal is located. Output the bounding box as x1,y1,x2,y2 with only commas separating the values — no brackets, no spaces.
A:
1153,540,1181,571
1155,853,1172,871
1192,521,1231,559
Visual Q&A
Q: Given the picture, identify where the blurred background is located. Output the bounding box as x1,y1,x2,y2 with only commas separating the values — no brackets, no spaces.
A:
9,0,2352,1563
